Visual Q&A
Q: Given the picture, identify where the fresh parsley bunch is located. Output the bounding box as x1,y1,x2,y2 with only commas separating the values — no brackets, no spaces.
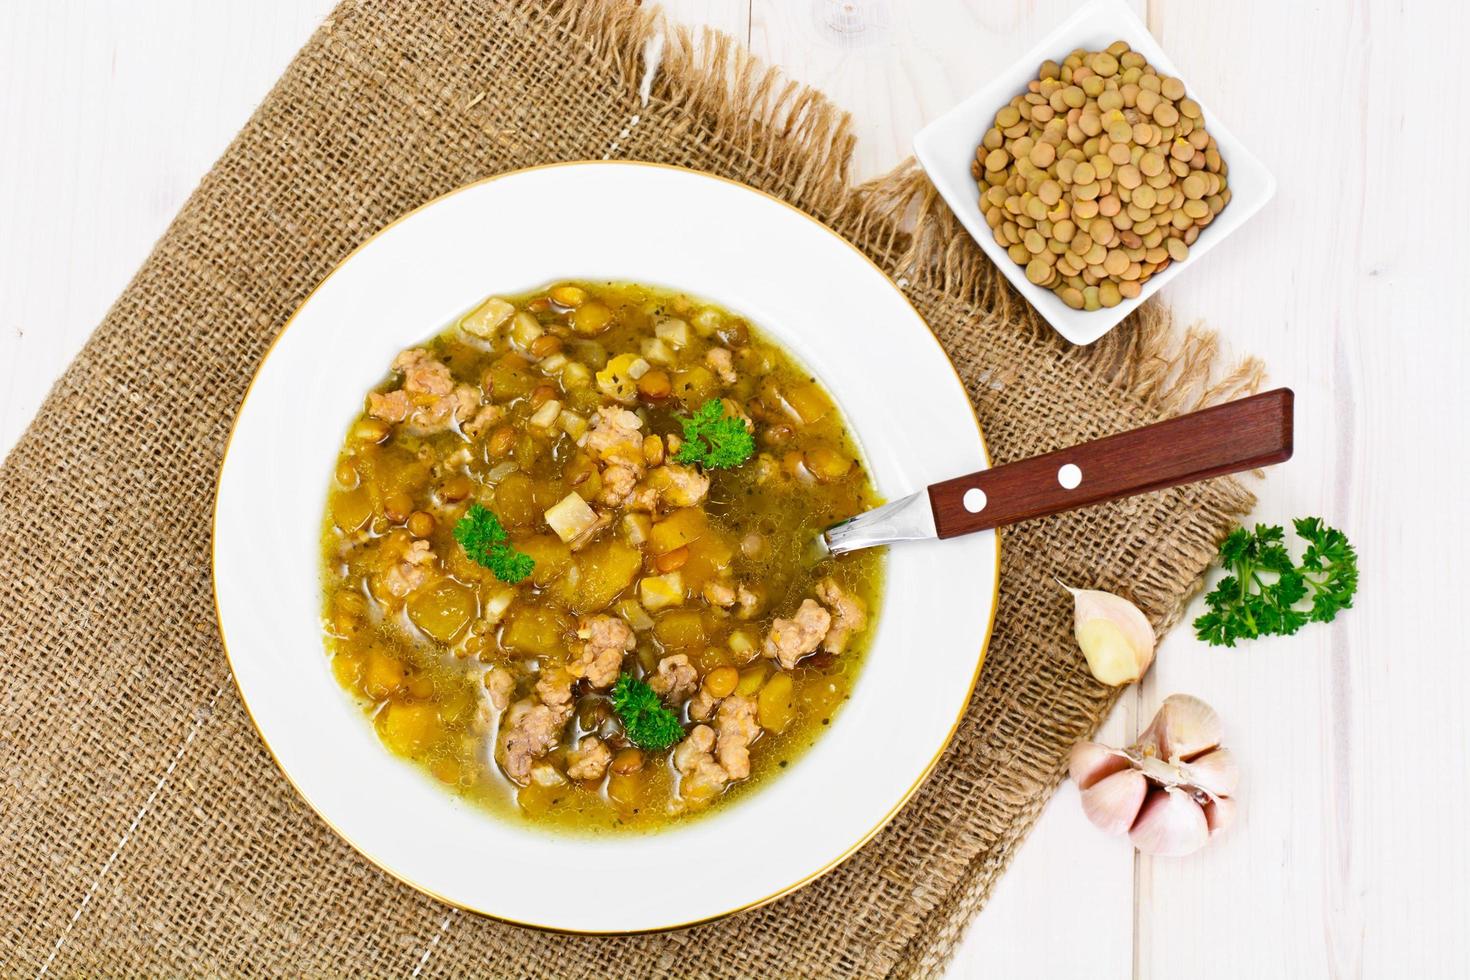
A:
1193,517,1358,647
610,674,685,751
453,503,535,584
672,399,755,469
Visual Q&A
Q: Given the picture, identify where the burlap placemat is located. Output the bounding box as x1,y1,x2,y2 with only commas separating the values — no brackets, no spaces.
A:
0,1,1263,975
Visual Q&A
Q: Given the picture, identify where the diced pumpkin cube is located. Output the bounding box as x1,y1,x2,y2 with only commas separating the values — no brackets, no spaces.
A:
679,527,735,591
596,353,641,404
514,433,537,470
363,649,406,699
407,579,476,642
488,352,537,400
515,534,573,587
757,672,796,732
671,365,717,408
787,381,833,425
649,507,707,556
377,701,442,756
517,780,564,816
654,610,706,648
493,472,538,529
735,663,769,696
561,451,600,490
691,308,723,336
330,651,363,690
330,486,372,533
500,605,570,658
605,769,649,811
550,539,641,613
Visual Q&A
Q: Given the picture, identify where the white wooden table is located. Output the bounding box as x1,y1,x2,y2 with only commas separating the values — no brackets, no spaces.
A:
3,2,1465,976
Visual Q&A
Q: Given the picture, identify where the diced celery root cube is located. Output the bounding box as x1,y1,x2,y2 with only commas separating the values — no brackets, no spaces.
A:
622,513,652,545
654,318,689,348
510,311,544,349
563,362,592,388
615,598,655,632
545,491,599,542
641,337,675,365
639,572,684,610
529,399,562,429
559,410,588,441
483,589,516,624
461,297,515,338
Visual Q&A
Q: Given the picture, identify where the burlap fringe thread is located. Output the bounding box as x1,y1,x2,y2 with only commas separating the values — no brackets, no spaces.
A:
555,0,1264,425
0,1,1267,975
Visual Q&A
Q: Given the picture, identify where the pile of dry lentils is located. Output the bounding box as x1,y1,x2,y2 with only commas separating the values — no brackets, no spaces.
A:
973,40,1230,310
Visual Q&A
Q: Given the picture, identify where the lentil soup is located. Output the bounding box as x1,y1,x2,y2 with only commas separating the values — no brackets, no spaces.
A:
321,282,883,833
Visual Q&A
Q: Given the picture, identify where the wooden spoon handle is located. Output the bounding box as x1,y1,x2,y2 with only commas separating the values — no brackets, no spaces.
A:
927,388,1294,538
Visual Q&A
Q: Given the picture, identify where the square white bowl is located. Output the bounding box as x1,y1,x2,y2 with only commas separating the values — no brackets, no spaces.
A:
912,0,1275,346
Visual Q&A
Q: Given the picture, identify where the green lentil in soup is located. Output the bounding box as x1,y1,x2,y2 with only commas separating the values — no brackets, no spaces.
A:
321,281,883,833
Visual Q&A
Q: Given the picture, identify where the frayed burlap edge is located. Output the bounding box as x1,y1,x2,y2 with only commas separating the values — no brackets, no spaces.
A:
0,1,1266,974
542,6,1266,972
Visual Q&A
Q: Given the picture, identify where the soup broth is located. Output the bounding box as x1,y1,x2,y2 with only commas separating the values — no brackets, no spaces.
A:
320,281,883,832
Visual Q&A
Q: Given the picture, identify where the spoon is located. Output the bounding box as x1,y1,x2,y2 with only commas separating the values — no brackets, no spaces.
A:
819,387,1293,556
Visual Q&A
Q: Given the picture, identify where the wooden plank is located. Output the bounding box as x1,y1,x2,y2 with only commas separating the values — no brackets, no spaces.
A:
656,0,749,41
2,2,1466,978
946,701,1138,978
0,0,337,459
748,0,1142,182
1139,0,1470,976
742,3,1142,975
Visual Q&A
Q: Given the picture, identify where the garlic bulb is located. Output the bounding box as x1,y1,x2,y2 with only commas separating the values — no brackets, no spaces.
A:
1061,583,1156,685
1068,694,1238,856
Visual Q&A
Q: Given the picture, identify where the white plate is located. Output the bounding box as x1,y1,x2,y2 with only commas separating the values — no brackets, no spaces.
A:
913,0,1276,346
213,162,998,933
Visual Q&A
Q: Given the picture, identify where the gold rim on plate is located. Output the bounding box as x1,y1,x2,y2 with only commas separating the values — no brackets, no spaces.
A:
211,159,1002,935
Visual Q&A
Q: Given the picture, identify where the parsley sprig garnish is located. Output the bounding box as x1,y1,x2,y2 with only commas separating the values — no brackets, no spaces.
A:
453,503,535,584
1193,518,1358,647
610,674,685,751
672,399,755,469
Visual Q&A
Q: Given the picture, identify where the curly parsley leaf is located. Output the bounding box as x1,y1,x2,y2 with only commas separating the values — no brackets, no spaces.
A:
610,674,685,751
1193,518,1358,647
1294,517,1359,623
672,399,755,470
453,503,534,584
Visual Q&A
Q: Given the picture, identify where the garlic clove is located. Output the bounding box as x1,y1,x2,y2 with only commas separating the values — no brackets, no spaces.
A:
1181,747,1240,798
1063,585,1156,686
1080,768,1148,836
1129,786,1210,856
1068,741,1131,790
1068,695,1235,857
1203,796,1237,836
1138,693,1222,763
